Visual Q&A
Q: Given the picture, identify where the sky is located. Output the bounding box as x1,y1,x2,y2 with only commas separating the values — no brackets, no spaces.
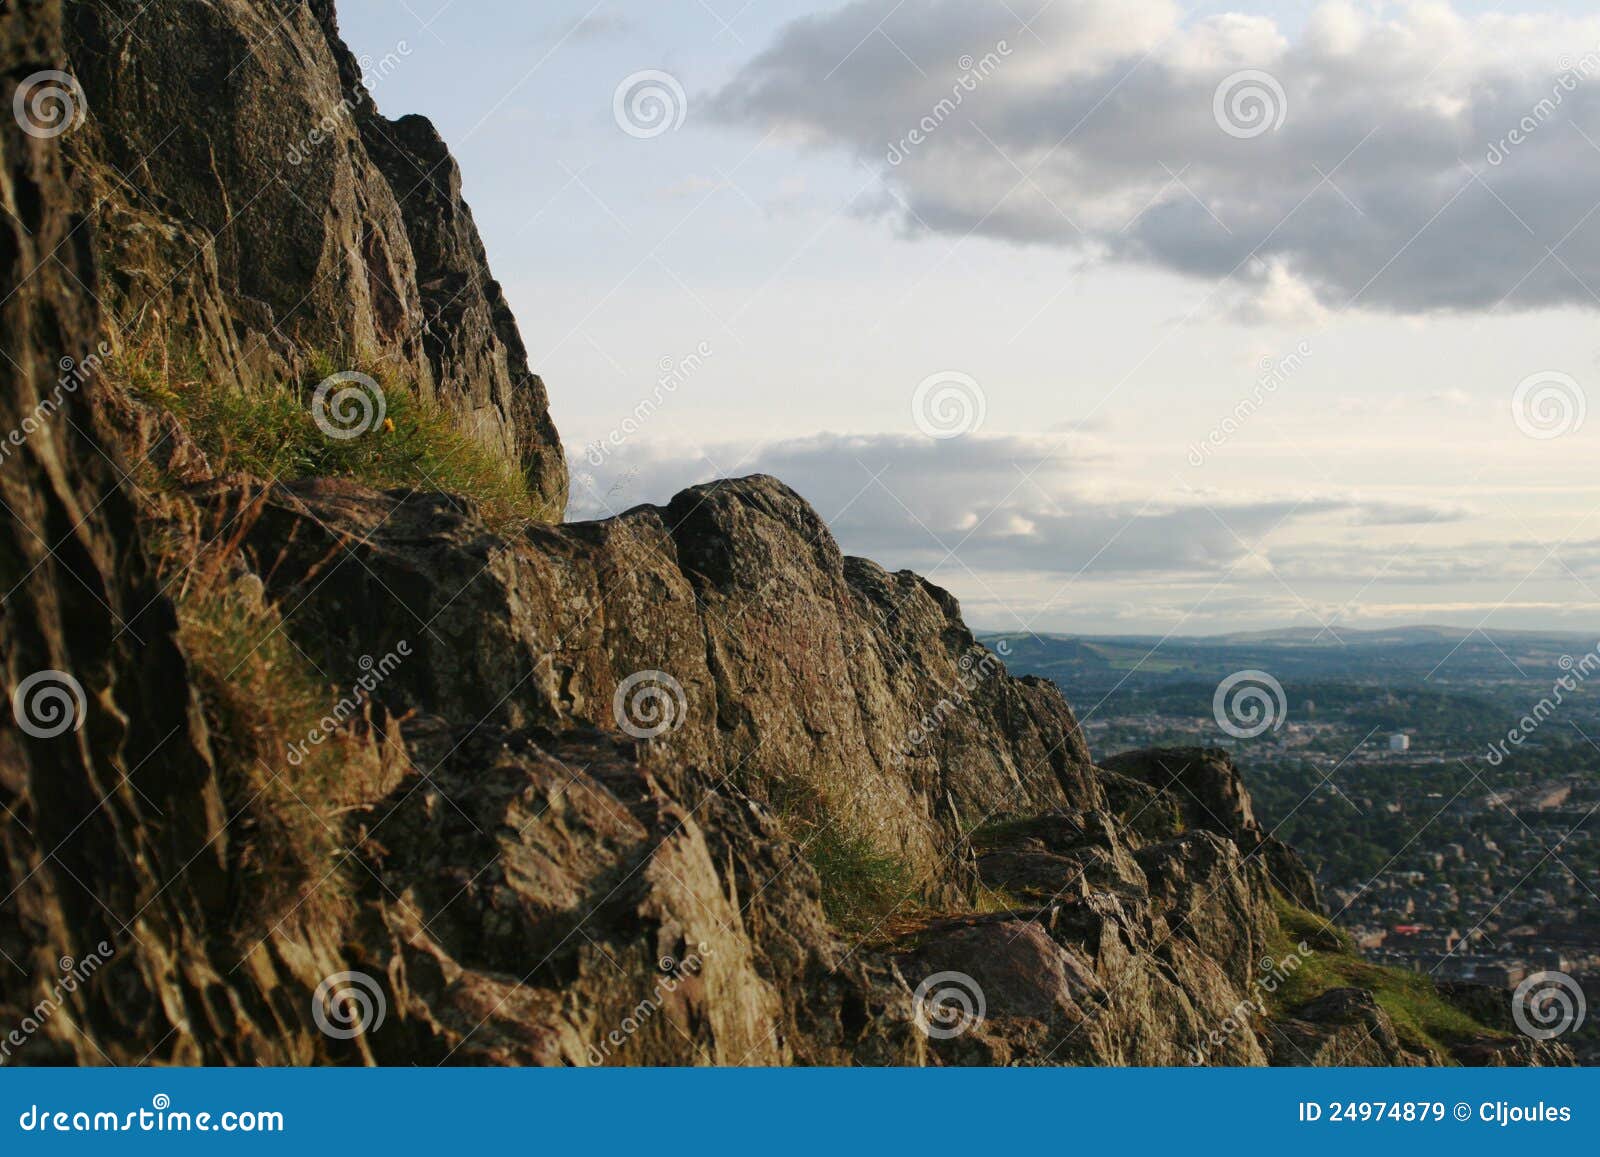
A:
338,0,1600,637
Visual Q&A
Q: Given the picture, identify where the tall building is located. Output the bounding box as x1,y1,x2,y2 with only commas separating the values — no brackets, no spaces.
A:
1389,733,1411,753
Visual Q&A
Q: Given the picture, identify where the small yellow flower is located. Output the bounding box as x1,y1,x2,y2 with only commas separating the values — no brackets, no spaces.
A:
381,418,395,434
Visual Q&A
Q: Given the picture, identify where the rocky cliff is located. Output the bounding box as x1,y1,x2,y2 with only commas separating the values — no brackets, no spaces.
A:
64,0,566,515
0,0,1565,1067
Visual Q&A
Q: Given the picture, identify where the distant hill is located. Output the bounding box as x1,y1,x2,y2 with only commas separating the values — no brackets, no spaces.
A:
979,625,1600,694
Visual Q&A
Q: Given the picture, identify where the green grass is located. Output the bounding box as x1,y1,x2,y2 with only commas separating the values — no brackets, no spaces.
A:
1082,641,1186,673
974,882,1026,913
1269,899,1504,1059
796,816,1025,935
782,815,919,937
118,343,555,529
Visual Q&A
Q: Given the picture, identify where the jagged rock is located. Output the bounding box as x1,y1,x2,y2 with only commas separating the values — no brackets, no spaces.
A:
210,474,1093,890
1453,1037,1578,1066
64,0,567,512
351,725,929,1066
1267,988,1432,1066
1104,747,1319,910
1,0,349,1066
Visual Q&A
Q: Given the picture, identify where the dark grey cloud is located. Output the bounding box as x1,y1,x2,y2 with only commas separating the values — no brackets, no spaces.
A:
712,0,1600,316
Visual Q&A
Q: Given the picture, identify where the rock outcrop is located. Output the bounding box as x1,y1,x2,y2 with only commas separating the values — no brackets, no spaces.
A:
0,0,1567,1068
63,0,566,514
2,0,361,1065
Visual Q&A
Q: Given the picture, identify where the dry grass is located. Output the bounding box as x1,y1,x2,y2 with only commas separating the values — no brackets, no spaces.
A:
160,487,395,945
115,337,556,529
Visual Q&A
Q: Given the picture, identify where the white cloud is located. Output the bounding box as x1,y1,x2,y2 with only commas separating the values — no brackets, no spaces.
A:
712,0,1600,316
568,431,1467,580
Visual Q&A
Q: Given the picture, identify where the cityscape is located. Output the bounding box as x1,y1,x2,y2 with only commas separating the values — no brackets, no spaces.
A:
989,627,1600,1061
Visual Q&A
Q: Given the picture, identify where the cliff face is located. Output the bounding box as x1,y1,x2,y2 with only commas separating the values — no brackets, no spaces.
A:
0,1,1567,1067
63,0,566,514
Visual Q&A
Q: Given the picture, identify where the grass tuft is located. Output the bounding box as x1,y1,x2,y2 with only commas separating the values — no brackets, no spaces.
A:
153,488,396,946
1268,898,1503,1059
776,805,919,937
116,339,555,529
805,826,918,936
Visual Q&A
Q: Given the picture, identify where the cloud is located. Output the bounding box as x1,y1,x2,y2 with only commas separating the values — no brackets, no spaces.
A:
712,0,1600,316
568,431,1466,579
562,11,633,43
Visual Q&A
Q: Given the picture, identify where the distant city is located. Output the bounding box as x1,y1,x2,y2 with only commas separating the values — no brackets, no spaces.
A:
986,626,1600,1061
